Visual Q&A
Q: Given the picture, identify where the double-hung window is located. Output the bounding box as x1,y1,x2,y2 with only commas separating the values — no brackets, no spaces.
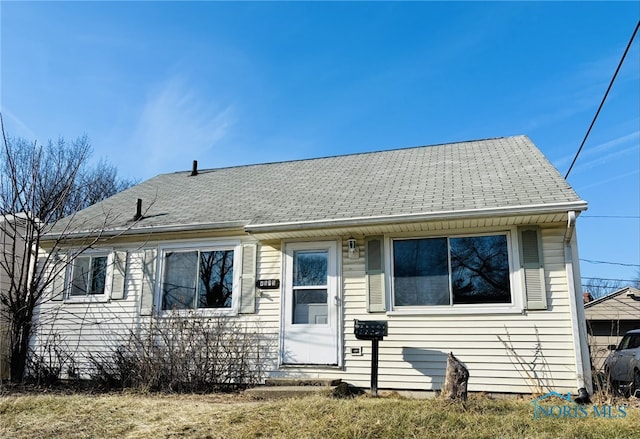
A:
160,244,238,312
392,233,513,309
69,253,109,297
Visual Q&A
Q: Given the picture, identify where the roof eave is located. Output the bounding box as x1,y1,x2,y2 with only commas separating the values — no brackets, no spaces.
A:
244,201,588,233
584,286,640,308
41,201,588,241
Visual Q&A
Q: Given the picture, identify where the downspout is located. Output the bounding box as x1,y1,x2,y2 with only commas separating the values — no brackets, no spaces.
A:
564,211,593,399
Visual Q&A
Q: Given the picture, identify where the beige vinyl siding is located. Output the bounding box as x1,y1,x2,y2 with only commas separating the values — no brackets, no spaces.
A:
269,227,580,394
246,241,281,372
31,224,582,394
32,250,144,375
254,241,281,318
343,236,367,312
31,240,283,379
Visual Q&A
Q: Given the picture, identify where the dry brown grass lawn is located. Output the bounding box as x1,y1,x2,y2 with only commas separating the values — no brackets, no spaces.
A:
1,391,638,439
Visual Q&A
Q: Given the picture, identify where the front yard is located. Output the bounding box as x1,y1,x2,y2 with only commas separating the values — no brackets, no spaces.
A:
1,390,639,439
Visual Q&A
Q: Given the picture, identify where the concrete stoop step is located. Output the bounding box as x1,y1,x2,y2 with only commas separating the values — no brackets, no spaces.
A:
245,378,345,400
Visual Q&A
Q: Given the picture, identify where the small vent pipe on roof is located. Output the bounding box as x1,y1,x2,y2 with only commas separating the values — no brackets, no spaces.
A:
133,198,143,221
191,160,198,176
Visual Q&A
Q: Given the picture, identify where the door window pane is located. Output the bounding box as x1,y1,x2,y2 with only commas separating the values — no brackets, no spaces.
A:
293,251,327,286
292,289,328,324
393,238,449,306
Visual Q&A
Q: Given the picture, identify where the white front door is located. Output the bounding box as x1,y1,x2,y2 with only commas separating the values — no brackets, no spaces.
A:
281,241,340,365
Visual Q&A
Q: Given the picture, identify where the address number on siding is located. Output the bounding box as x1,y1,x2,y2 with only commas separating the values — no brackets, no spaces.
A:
256,279,280,289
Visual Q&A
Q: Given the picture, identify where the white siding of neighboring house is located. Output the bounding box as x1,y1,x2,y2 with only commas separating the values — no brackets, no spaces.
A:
584,288,640,372
0,226,10,379
31,223,584,394
1,219,29,380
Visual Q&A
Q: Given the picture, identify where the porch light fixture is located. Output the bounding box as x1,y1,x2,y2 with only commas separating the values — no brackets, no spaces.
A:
347,237,359,259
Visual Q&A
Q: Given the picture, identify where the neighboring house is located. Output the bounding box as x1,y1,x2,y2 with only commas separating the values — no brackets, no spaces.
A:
0,218,11,380
584,287,640,372
32,135,592,395
0,215,29,380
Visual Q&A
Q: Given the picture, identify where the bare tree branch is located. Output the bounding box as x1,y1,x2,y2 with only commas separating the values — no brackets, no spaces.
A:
0,113,135,382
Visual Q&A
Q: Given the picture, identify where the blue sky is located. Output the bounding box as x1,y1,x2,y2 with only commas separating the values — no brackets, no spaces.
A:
1,1,639,290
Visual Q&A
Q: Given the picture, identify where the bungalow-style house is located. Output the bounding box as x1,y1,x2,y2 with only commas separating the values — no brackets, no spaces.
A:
584,287,640,372
32,135,592,395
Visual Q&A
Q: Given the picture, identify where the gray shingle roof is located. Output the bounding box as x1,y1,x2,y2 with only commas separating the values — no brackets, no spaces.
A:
56,135,586,235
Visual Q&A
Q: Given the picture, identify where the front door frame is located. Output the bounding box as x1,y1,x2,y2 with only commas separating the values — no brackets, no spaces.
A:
280,239,343,367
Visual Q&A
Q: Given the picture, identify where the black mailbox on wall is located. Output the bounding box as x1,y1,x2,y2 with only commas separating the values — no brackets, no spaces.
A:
354,319,388,340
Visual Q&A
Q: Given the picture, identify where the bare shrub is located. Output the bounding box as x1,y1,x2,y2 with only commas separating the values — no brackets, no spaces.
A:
0,120,135,383
497,326,552,394
89,313,269,392
25,333,76,385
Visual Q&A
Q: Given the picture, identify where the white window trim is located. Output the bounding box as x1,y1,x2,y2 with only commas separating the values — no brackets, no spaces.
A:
155,240,242,317
385,226,524,315
64,249,114,303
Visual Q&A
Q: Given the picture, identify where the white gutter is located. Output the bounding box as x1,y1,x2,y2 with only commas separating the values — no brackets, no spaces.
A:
564,210,593,395
42,221,249,241
245,201,588,233
43,200,588,241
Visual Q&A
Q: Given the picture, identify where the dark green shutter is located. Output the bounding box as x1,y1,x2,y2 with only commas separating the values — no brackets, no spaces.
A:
519,227,547,310
50,255,67,302
365,236,386,312
239,243,257,314
140,249,157,315
110,251,127,300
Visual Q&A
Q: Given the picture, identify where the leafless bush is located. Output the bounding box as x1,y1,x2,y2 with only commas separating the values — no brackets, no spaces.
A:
497,326,552,394
25,333,77,385
89,313,269,392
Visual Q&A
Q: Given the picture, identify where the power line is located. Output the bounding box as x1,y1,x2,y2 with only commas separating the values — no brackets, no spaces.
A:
581,215,640,219
580,258,640,267
582,284,634,290
583,276,638,283
564,20,640,179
